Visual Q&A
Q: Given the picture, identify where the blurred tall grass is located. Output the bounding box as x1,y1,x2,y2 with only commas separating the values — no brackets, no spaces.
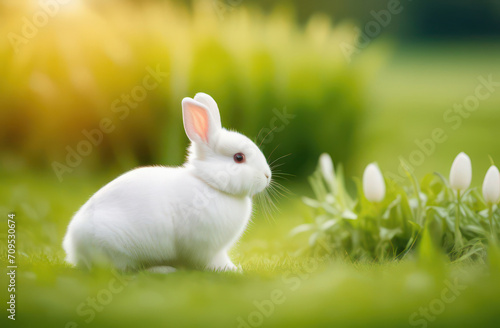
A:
0,0,378,178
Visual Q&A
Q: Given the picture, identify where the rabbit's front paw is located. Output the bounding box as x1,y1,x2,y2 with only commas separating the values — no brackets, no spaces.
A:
207,252,239,272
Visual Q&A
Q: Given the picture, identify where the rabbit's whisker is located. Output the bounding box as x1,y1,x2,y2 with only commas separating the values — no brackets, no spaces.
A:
258,126,277,148
254,127,265,144
270,162,286,170
271,171,295,177
269,153,291,166
266,144,280,161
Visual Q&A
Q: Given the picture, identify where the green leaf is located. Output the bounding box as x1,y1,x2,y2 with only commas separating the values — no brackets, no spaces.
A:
488,242,500,274
456,242,485,262
341,209,358,220
380,227,402,241
315,214,330,225
382,195,400,220
427,206,448,218
302,197,321,208
308,232,321,246
321,219,337,231
322,203,340,216
289,224,314,237
408,220,422,231
399,191,414,225
308,172,325,201
463,224,485,236
426,210,444,245
418,226,447,268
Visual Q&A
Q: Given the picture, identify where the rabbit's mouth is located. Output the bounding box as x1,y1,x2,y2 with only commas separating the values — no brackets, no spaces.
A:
252,173,271,195
265,173,271,186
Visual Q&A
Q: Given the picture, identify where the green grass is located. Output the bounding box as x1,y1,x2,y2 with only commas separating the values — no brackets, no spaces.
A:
2,171,500,328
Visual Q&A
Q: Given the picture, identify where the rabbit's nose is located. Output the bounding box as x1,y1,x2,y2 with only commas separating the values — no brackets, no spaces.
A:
265,173,270,179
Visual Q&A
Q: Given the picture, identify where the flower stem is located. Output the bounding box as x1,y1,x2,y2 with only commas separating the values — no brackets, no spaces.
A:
455,191,464,250
374,202,383,259
488,206,496,244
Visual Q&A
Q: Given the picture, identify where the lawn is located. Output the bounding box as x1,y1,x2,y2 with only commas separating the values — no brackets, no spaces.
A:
1,172,500,328
2,43,500,328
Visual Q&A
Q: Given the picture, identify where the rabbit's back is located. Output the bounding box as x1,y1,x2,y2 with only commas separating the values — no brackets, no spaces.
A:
63,166,252,270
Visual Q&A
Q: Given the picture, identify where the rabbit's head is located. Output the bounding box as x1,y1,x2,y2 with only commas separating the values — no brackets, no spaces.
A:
182,93,271,196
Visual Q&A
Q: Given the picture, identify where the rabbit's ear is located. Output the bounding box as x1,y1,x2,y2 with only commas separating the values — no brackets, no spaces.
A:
194,93,221,128
182,98,220,145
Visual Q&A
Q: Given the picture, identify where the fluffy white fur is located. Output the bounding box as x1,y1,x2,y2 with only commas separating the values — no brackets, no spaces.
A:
63,93,271,272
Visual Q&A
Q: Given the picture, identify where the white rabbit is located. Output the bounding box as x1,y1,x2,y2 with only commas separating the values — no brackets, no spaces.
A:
63,93,272,272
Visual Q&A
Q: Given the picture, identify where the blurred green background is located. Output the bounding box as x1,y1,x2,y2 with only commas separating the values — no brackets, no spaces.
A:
1,0,500,185
2,0,500,327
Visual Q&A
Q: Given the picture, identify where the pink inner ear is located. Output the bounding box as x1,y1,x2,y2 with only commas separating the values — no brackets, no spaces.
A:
190,105,209,143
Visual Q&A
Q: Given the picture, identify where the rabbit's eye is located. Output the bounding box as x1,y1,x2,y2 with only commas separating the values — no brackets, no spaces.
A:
233,153,245,163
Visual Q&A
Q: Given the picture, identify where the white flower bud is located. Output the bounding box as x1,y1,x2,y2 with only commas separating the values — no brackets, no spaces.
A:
449,152,472,192
363,163,385,202
482,165,500,205
319,153,335,183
